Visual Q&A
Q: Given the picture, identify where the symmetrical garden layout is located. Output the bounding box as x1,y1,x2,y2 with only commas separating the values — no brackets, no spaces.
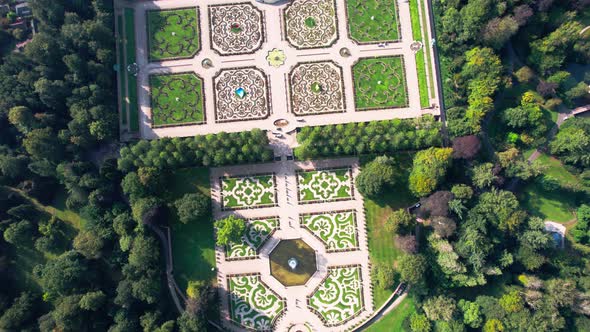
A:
210,158,373,331
115,0,441,139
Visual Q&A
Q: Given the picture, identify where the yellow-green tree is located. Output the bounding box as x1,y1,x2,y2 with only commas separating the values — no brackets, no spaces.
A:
409,148,453,197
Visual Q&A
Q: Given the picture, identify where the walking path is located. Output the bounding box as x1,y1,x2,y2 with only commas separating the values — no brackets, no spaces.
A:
210,158,373,331
122,0,441,140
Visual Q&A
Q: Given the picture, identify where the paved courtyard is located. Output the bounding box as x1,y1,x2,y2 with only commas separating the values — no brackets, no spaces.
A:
122,0,441,140
210,158,373,331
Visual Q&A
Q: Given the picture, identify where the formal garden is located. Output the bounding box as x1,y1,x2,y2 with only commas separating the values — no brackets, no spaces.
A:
297,168,354,203
148,73,205,127
308,266,365,326
225,217,279,261
283,0,339,49
300,210,359,252
147,8,200,61
213,67,271,123
288,61,346,115
353,56,409,110
220,174,277,210
346,0,400,44
228,274,286,330
208,3,265,55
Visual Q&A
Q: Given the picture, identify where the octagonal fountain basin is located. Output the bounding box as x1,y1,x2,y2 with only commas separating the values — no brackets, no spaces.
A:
274,118,290,128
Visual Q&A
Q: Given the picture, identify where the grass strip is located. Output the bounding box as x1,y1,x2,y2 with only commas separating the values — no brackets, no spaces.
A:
416,50,430,108
410,0,430,108
124,8,139,133
419,0,436,96
116,14,127,126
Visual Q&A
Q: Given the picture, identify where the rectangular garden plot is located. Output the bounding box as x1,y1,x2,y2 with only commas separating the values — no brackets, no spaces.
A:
225,217,279,260
352,56,409,110
346,0,400,44
297,168,354,204
220,174,278,210
300,210,359,252
149,73,205,127
147,8,200,61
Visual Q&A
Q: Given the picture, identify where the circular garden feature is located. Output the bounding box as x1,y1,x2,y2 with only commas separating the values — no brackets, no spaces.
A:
269,239,317,286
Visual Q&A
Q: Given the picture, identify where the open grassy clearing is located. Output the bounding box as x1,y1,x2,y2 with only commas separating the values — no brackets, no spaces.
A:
149,73,205,127
519,154,588,223
362,154,416,307
346,0,399,43
147,8,200,61
366,297,416,332
353,56,408,110
164,167,216,290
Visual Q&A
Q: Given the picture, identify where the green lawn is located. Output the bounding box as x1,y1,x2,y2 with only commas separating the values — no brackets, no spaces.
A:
346,0,399,43
520,154,585,223
366,297,416,332
353,56,408,110
124,8,139,133
419,0,435,96
363,154,416,307
409,0,429,108
521,182,577,223
415,50,429,108
149,73,205,126
165,167,216,290
147,8,200,61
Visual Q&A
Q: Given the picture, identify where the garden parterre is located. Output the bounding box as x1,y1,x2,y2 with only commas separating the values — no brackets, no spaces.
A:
300,210,359,252
297,168,354,203
147,8,200,61
126,0,440,138
226,217,279,260
220,174,277,210
149,73,205,127
211,159,374,331
228,274,286,330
